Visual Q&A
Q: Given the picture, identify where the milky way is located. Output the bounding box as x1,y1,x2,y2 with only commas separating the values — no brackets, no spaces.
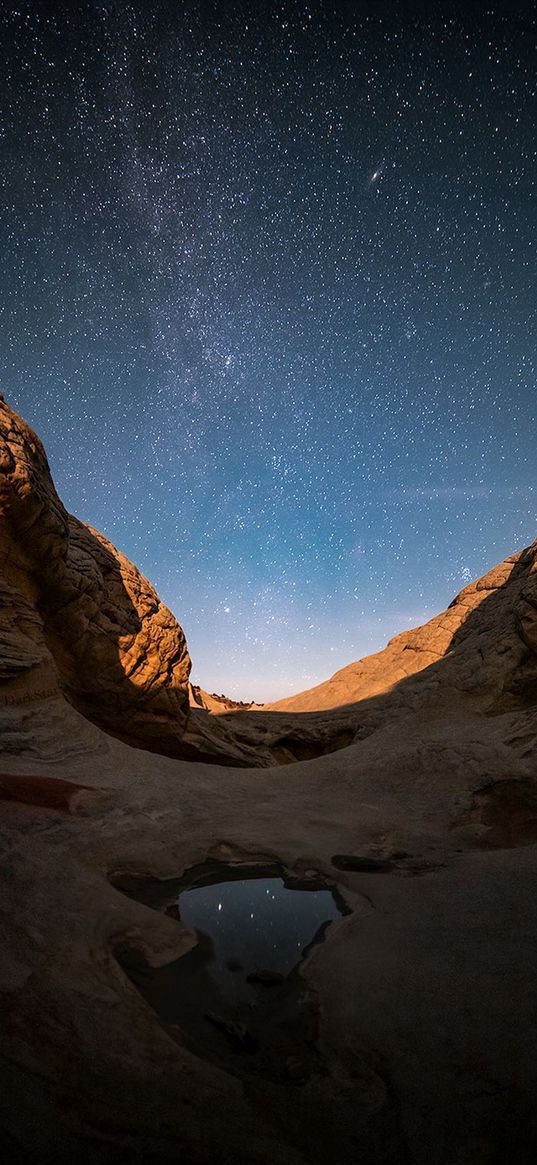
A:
1,2,536,700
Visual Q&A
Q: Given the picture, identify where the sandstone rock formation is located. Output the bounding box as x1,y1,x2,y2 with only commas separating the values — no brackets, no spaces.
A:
0,395,192,748
267,542,537,724
0,396,268,766
0,396,384,767
2,396,537,1165
188,682,261,713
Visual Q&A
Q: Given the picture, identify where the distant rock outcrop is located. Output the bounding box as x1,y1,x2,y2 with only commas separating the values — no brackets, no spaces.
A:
189,683,262,713
267,545,537,719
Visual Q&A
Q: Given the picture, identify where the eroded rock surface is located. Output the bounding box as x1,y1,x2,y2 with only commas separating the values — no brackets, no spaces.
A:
267,544,537,719
0,395,194,756
0,397,273,766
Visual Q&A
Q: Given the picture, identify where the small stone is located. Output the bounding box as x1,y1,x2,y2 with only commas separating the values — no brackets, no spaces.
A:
165,903,180,921
246,968,285,986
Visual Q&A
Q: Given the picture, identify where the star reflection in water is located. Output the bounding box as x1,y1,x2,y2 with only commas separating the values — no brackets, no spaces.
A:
177,876,341,1005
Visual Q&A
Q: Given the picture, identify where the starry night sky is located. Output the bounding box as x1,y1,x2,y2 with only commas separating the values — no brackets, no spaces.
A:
1,1,536,701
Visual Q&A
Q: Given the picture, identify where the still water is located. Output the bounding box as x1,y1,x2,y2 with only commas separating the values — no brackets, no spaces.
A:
114,864,346,1072
177,875,341,1004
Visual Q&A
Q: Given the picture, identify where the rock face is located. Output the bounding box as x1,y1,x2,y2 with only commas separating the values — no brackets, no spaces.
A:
0,395,193,756
267,543,537,720
0,397,273,766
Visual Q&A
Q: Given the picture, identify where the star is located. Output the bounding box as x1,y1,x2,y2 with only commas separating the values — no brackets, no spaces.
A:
2,4,533,703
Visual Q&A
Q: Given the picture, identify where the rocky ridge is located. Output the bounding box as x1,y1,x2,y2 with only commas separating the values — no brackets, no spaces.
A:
267,542,537,723
0,396,270,766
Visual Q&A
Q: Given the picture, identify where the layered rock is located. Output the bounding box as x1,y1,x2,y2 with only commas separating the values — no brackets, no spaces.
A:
267,543,537,719
0,395,192,755
0,396,270,765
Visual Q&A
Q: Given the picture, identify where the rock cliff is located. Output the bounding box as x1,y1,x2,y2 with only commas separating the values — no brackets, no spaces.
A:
267,543,537,720
0,396,268,765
